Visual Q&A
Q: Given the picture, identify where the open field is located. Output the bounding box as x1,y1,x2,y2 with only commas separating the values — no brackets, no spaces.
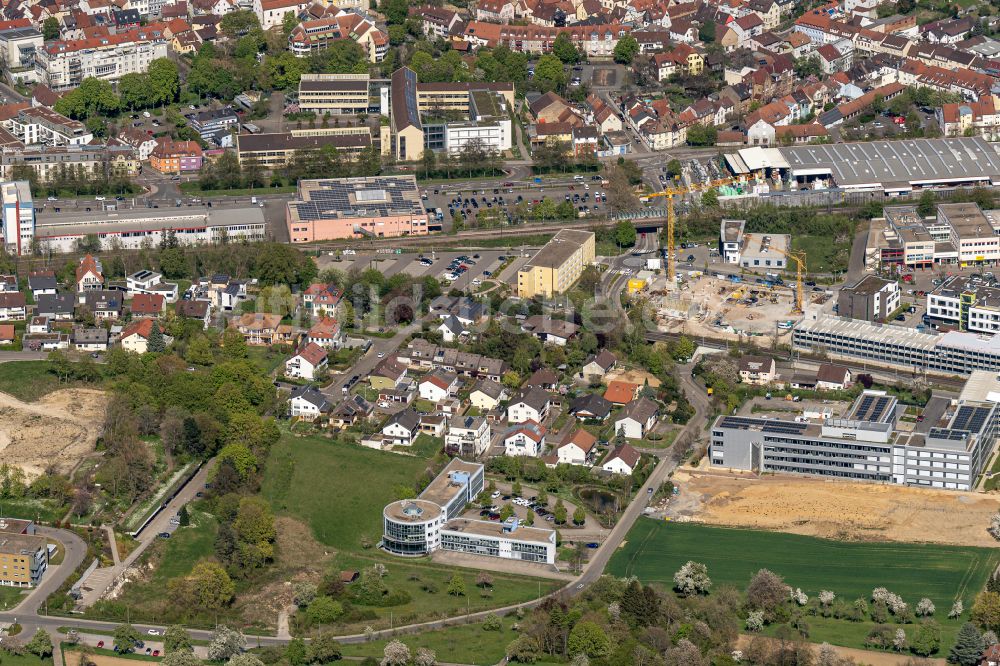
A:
669,469,1000,546
3,655,53,666
262,433,428,550
610,520,1000,651
0,385,106,479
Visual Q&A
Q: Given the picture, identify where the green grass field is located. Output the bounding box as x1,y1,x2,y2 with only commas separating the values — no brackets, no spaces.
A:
0,584,26,610
262,433,427,550
0,497,68,523
0,361,83,401
3,654,52,666
792,235,851,274
338,614,520,664
610,520,1000,650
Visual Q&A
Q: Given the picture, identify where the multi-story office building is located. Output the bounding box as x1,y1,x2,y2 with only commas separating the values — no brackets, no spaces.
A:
382,459,555,563
517,230,596,298
927,275,1000,332
837,274,900,322
285,175,428,242
297,73,387,115
881,206,937,268
36,26,168,89
938,202,1000,266
235,131,371,169
710,389,998,490
0,180,33,255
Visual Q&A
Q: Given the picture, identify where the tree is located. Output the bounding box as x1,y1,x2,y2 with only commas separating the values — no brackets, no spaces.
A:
917,190,936,217
285,638,308,666
148,58,181,106
506,636,539,663
701,188,719,208
447,572,466,596
118,73,151,110
672,561,712,596
511,481,522,496
699,20,716,42
307,596,344,624
917,598,936,617
413,648,436,666
568,621,611,659
207,626,246,661
973,592,1000,632
54,77,119,119
483,613,502,631
381,640,411,666
164,626,193,654
534,54,567,91
147,321,166,353
42,16,60,39
572,507,586,525
949,622,984,666
747,569,789,621
228,655,265,666
553,33,579,64
614,220,637,249
26,629,53,658
189,560,235,610
912,620,941,656
554,502,568,524
113,624,141,654
163,652,202,666
613,35,639,64
686,124,717,146
307,635,342,664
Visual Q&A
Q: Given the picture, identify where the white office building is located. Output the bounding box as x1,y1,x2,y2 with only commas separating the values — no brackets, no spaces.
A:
0,180,33,256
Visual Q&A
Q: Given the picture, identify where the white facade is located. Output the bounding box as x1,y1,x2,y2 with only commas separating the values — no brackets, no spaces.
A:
37,37,168,90
120,331,149,353
290,395,328,420
444,120,511,155
383,420,417,446
445,417,491,457
285,352,327,380
507,400,546,424
602,456,635,475
556,442,589,465
504,429,544,457
0,181,33,256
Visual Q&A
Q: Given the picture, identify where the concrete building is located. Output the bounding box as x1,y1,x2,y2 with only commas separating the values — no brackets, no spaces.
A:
285,176,428,242
6,107,91,146
445,414,491,458
33,207,266,253
0,24,43,85
36,27,169,89
0,529,49,587
927,275,1000,333
288,12,388,63
382,458,555,565
710,389,997,491
739,233,788,270
517,229,595,298
720,218,745,264
297,73,386,116
235,131,371,170
0,180,33,256
0,145,140,183
149,140,203,174
837,275,901,322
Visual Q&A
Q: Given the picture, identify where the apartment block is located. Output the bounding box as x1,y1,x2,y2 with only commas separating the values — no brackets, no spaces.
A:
837,274,900,322
37,27,169,89
0,145,140,182
517,229,596,298
0,180,33,255
6,107,92,146
0,531,49,587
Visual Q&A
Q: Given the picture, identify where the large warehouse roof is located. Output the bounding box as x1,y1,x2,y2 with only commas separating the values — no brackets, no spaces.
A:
726,138,1000,189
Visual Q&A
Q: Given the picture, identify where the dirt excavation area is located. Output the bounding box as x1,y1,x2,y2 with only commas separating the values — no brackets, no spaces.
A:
670,469,1000,547
0,388,106,479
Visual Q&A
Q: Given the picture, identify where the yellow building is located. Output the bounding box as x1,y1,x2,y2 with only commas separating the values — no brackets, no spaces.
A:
627,278,646,294
517,229,596,298
0,533,49,588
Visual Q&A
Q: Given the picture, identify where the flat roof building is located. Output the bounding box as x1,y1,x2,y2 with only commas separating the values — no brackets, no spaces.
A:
739,232,789,270
235,131,371,169
517,229,595,298
0,531,49,587
837,274,900,323
285,175,429,242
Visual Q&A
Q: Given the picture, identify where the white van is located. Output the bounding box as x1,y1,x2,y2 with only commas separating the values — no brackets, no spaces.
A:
573,175,584,181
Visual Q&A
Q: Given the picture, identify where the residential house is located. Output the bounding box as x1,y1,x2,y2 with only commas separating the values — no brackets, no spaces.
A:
383,408,420,446
816,363,852,390
602,443,641,475
445,414,491,457
569,393,612,421
120,318,159,353
0,292,25,320
330,394,373,428
71,327,108,351
231,312,287,346
419,414,446,438
604,380,639,406
27,272,56,299
721,14,764,52
35,293,73,320
120,128,157,160
0,276,16,294
613,397,658,439
528,91,580,126
738,355,777,384
419,370,460,402
306,316,342,349
176,300,211,329
289,385,332,421
507,387,551,424
130,293,165,318
81,291,123,322
555,428,596,465
579,349,616,383
302,282,341,315
521,315,578,346
438,315,468,343
469,379,507,412
127,269,178,302
370,357,407,391
75,254,103,291
504,419,547,457
587,93,622,134
285,342,328,380
149,139,203,174
525,368,559,391
0,324,13,345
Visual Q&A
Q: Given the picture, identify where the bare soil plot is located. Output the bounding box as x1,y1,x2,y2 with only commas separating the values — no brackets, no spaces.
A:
670,468,1000,547
0,388,106,479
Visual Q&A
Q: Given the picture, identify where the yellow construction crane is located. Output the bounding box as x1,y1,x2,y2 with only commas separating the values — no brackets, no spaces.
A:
647,176,742,283
777,248,808,314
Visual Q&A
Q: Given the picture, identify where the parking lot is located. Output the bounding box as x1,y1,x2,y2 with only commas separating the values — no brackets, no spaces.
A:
421,174,611,230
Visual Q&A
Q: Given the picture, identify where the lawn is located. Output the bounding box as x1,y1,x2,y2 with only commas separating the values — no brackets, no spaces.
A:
610,520,1000,651
791,235,851,275
0,497,67,522
0,361,83,401
0,584,26,610
246,347,288,375
178,183,297,198
338,613,521,664
2,655,52,666
262,433,427,550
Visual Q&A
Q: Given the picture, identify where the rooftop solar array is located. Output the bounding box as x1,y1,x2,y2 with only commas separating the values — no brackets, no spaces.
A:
849,394,895,423
718,416,809,435
928,427,968,442
950,404,992,434
289,176,424,221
